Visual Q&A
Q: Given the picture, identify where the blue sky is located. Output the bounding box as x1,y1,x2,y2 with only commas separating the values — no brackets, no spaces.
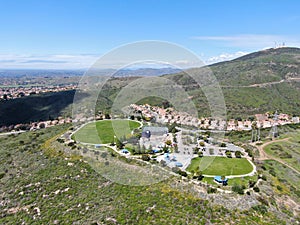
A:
1,0,300,69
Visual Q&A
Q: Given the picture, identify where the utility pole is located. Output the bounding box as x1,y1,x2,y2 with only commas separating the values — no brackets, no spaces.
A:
269,111,279,139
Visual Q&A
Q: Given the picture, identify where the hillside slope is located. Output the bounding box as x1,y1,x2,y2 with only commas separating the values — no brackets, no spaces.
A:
163,47,300,118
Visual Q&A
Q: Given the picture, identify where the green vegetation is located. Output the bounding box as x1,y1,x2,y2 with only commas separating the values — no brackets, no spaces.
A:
72,119,141,144
264,130,300,173
187,156,253,176
0,126,289,224
261,160,300,199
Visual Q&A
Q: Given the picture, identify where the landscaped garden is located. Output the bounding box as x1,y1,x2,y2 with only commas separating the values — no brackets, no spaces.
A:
72,119,141,144
187,156,254,176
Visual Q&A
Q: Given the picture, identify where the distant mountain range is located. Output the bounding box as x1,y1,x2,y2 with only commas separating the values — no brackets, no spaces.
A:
0,67,182,78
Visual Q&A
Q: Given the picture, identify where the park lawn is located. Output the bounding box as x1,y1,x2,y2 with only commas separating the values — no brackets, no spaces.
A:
187,156,253,176
72,119,141,144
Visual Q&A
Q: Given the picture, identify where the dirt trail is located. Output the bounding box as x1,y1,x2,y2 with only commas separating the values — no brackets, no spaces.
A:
251,138,300,175
221,77,300,88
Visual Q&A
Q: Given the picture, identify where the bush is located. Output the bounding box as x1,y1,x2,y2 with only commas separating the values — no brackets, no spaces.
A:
0,172,5,179
207,187,217,194
235,151,242,158
165,140,172,146
269,169,276,177
248,180,256,188
276,185,283,191
199,141,205,147
225,151,232,158
177,170,188,177
251,205,268,215
141,154,150,161
193,147,199,154
220,142,226,147
261,174,267,181
198,151,203,157
160,160,167,167
232,184,244,194
253,186,260,192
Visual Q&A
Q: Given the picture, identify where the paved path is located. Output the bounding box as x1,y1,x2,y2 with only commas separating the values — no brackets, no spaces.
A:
0,130,26,136
251,138,300,175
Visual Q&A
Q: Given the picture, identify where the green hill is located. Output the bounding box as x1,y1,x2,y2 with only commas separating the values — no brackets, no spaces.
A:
0,90,85,127
162,47,300,118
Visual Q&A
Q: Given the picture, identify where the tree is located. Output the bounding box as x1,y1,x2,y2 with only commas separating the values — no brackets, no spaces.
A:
142,144,146,153
198,151,203,157
177,170,188,177
168,123,178,133
160,160,167,167
235,151,242,158
39,123,46,129
162,100,171,109
195,170,203,180
248,116,255,121
220,142,226,147
165,140,172,146
199,141,205,147
173,135,177,143
162,145,169,153
148,144,153,153
130,115,135,120
141,154,150,161
193,147,199,154
104,113,111,119
225,151,232,158
174,144,179,153
115,138,124,149
253,186,260,192
248,180,256,188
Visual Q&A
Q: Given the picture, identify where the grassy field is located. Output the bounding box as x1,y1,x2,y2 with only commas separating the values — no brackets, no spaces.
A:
187,156,254,176
72,119,141,144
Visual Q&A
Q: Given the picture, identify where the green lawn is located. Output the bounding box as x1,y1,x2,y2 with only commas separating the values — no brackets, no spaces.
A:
187,156,254,176
72,119,141,144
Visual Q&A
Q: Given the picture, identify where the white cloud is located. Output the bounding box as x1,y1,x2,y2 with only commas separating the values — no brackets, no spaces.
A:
192,34,300,48
0,54,99,69
205,51,249,64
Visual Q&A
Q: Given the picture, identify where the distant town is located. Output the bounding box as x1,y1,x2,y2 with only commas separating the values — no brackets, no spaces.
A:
0,84,77,101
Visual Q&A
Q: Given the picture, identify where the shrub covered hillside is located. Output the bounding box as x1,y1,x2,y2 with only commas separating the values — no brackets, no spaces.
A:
0,125,295,224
